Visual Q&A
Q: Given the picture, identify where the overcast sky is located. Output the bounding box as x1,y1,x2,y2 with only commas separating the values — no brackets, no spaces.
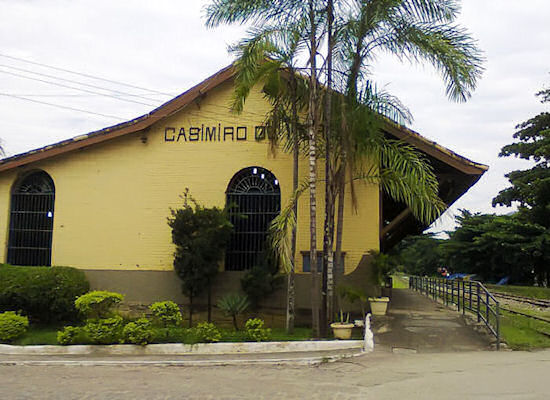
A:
1,0,549,233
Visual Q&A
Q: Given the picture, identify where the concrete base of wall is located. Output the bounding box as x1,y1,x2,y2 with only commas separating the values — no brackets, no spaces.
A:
82,254,377,327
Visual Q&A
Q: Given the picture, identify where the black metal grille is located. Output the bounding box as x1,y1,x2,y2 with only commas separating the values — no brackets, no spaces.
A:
225,167,281,271
7,171,55,266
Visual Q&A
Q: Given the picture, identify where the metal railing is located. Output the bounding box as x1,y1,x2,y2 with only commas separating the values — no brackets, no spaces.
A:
409,276,500,350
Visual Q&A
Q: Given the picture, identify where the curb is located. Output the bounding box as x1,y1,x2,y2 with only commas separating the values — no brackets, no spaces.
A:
0,352,364,367
0,340,365,356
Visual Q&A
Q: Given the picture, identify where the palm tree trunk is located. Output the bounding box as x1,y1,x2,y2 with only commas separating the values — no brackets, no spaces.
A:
308,0,320,338
286,73,299,334
321,0,335,337
334,166,345,303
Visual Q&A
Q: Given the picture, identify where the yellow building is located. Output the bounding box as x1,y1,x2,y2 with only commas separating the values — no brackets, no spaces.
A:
0,64,486,312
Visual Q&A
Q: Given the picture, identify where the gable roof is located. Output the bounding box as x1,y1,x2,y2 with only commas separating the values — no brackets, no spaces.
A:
0,63,487,177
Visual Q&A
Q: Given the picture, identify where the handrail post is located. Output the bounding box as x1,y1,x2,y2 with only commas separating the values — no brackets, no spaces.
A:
452,280,455,309
496,302,501,351
486,292,489,323
462,281,466,315
477,283,481,322
469,281,472,311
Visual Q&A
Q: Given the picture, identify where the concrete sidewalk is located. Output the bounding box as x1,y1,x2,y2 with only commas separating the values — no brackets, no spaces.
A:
372,288,493,353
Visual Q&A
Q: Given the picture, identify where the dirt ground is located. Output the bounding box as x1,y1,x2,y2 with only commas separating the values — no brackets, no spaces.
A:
1,350,549,399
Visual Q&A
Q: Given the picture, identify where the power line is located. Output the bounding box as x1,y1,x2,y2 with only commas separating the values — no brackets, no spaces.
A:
0,93,126,121
0,63,168,102
0,69,157,107
0,53,175,96
0,93,137,98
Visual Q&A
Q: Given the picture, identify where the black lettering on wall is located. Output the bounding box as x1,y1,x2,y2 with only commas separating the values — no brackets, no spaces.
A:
205,126,217,141
189,127,200,141
224,127,234,141
255,126,266,141
236,126,247,141
177,128,187,141
165,127,175,142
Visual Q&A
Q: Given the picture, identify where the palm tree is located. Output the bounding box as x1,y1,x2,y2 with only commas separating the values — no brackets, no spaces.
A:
226,23,309,334
205,0,484,336
206,0,325,336
329,0,484,288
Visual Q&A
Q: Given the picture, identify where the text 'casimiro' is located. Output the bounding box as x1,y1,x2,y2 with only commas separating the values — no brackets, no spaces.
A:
164,125,266,142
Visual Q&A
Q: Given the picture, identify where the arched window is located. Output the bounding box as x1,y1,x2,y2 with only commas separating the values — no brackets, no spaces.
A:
225,167,281,271
7,171,55,266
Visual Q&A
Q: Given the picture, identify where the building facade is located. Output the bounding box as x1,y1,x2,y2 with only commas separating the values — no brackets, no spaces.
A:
0,65,487,311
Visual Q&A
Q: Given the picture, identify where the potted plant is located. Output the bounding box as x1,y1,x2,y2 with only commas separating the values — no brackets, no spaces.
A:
367,251,392,315
330,285,364,339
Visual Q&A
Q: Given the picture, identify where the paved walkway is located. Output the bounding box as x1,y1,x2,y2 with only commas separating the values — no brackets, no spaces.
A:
373,288,493,353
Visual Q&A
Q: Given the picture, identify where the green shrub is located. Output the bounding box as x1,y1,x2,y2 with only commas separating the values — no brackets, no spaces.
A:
75,291,124,320
217,293,249,330
245,318,271,342
191,322,221,343
0,311,29,342
149,301,182,327
241,258,282,309
84,316,123,344
57,326,83,345
0,264,89,323
122,318,154,346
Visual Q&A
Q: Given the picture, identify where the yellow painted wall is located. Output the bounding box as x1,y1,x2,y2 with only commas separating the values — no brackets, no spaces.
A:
0,78,379,273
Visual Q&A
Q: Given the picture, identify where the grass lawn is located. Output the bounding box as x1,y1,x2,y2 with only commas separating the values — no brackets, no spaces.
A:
486,284,550,300
392,273,409,289
13,324,61,345
500,310,550,350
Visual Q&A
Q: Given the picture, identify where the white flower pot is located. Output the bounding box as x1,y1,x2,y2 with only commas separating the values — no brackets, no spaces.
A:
368,297,390,315
330,322,355,339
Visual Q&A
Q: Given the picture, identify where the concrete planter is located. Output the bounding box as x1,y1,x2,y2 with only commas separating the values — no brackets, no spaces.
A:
368,297,390,315
330,323,355,340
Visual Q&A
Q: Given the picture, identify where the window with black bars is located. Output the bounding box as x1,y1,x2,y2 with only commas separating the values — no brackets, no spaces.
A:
225,167,280,271
7,171,55,266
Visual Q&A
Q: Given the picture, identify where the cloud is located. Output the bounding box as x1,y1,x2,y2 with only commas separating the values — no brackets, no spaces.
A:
0,0,549,234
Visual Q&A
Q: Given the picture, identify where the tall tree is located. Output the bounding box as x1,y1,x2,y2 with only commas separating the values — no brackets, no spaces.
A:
491,84,550,285
226,23,309,333
392,233,445,276
168,191,233,326
205,0,483,335
329,0,483,303
493,86,550,227
440,210,550,285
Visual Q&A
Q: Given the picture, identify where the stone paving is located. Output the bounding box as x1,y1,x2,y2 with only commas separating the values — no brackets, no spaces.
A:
373,288,493,353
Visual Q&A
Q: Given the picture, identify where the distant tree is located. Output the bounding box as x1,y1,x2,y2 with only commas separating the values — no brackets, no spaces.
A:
392,234,445,277
168,190,233,327
440,210,550,285
493,85,550,227
490,84,550,285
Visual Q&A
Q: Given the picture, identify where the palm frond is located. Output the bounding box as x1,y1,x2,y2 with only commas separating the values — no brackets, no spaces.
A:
269,180,309,274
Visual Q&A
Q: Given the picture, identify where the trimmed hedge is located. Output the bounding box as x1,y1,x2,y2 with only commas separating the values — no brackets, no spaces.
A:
0,264,90,323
